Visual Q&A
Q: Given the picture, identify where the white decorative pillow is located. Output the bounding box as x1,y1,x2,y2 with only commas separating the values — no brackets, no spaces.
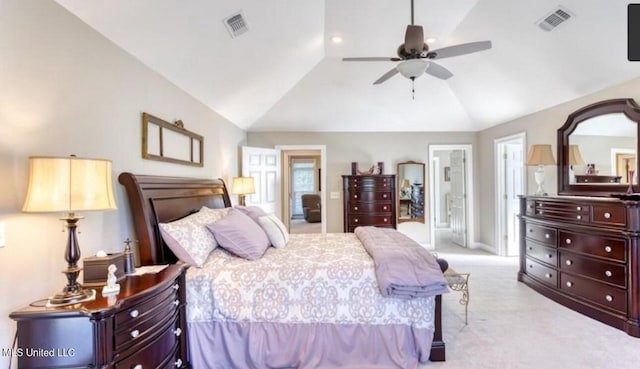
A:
158,206,230,267
258,213,290,248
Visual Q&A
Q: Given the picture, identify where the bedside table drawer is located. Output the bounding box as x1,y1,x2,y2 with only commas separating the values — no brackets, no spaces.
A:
115,300,180,351
115,313,181,369
116,280,180,328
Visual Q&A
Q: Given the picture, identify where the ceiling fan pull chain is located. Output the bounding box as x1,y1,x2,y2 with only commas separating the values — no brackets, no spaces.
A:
411,78,416,100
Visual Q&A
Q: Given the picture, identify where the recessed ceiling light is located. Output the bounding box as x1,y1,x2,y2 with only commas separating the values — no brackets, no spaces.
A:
426,37,437,43
330,35,343,44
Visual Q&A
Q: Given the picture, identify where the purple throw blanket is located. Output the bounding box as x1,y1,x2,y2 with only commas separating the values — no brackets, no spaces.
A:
355,226,449,299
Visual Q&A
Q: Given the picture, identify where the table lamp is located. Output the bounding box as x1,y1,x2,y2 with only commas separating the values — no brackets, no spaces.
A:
22,155,117,305
526,144,556,196
568,145,585,184
231,176,255,206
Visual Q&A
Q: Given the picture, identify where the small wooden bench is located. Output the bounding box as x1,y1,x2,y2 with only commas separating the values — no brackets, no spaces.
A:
443,267,470,325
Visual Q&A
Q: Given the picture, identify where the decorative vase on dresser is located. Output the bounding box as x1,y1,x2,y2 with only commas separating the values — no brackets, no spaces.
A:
518,195,640,337
342,174,397,232
10,264,190,368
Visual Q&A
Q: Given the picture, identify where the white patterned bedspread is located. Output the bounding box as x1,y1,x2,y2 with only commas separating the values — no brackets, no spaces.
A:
185,233,435,329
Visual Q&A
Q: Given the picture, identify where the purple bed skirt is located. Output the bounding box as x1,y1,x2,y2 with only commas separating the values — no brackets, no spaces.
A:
188,320,434,369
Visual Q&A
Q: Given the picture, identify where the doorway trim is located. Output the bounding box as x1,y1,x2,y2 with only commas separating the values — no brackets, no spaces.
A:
276,144,327,234
428,144,474,250
494,132,526,256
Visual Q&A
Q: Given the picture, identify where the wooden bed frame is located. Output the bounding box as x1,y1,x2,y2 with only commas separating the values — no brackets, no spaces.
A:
117,172,446,362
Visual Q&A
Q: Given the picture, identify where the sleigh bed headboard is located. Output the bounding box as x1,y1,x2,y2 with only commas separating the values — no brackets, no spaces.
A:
118,172,232,265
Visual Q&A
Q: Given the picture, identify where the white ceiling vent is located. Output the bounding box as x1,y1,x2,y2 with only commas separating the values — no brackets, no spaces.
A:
537,6,573,31
223,11,248,38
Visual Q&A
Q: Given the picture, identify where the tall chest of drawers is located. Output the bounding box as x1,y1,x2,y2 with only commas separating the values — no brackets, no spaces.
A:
343,174,397,232
518,196,640,337
10,264,190,368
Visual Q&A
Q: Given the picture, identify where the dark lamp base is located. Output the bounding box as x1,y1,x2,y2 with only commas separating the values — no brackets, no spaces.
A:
48,288,94,306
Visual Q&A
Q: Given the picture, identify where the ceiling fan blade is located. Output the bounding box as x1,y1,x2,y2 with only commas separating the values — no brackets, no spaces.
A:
373,67,400,85
342,57,401,62
428,40,492,59
424,61,453,80
404,24,424,53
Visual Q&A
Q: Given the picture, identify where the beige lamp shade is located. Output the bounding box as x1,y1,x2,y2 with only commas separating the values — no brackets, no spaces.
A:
231,176,256,195
526,144,556,166
22,156,117,213
568,145,585,165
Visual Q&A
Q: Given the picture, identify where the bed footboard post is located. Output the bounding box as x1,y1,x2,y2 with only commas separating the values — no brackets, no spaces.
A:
429,294,446,361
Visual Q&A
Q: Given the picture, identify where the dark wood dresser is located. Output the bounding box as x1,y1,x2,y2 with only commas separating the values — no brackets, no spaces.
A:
10,264,190,368
518,195,640,337
343,174,396,232
411,184,425,219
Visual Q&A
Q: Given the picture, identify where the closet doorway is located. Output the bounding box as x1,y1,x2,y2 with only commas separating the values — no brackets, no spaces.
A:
277,145,327,234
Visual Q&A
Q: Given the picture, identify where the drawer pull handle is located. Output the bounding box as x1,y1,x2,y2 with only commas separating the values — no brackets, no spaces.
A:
545,273,552,279
354,219,359,223
528,228,533,233
565,238,572,245
576,215,582,220
604,212,611,219
383,218,388,222
383,206,388,210
173,284,179,290
544,233,550,239
605,270,613,277
175,359,183,367
546,254,553,259
130,329,140,338
605,295,614,302
566,281,573,287
528,246,533,251
605,246,612,253
354,194,358,199
174,327,182,337
565,260,573,266
528,264,533,269
382,194,387,198
130,309,139,318
383,184,387,187
133,365,142,369
354,206,359,211
576,206,582,211
173,299,180,306
539,210,544,215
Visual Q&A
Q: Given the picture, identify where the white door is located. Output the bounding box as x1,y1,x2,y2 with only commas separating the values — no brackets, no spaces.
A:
450,150,467,247
505,142,524,256
241,146,281,217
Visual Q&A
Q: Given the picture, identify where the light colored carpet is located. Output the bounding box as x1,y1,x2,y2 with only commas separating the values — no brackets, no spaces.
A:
289,218,321,234
422,233,640,368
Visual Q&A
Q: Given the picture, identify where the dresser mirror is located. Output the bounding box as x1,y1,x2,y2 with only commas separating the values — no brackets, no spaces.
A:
558,98,640,196
397,161,425,223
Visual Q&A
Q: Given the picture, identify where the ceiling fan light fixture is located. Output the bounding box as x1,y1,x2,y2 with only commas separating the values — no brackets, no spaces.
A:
396,59,429,79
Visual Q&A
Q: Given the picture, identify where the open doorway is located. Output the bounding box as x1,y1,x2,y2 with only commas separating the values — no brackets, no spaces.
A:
277,145,327,234
495,133,525,256
429,145,474,250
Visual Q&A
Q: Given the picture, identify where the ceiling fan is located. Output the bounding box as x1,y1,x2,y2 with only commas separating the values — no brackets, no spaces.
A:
342,0,492,93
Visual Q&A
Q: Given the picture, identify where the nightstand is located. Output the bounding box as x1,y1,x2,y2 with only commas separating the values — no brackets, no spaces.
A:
10,264,190,368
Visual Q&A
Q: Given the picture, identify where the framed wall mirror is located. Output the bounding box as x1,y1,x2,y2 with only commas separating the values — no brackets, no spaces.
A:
397,161,425,223
558,98,640,196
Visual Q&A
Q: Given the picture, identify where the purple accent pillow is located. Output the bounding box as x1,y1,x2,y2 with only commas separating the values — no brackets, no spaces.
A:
234,205,268,224
206,208,270,260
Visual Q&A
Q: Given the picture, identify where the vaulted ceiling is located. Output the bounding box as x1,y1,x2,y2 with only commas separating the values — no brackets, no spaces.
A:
54,0,639,132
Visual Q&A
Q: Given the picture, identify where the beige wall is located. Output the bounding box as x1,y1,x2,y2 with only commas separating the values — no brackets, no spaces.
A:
0,0,246,363
477,76,640,248
247,131,478,240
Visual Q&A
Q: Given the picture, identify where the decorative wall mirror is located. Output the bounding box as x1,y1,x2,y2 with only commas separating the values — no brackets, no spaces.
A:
397,161,425,223
558,98,640,196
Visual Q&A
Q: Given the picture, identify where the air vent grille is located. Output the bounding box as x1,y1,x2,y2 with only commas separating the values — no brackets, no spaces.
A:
537,6,573,31
224,11,248,38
